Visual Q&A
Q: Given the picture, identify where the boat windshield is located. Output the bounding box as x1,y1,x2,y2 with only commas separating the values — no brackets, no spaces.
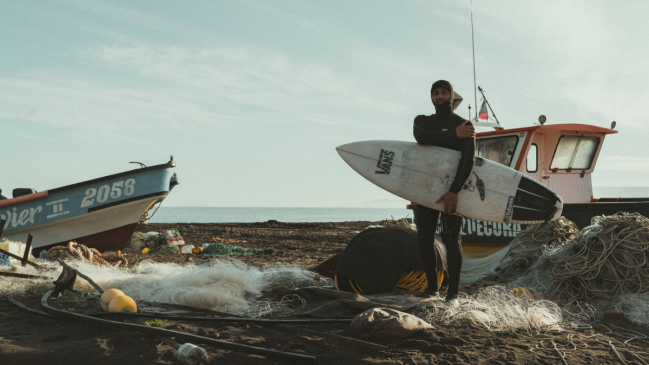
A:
476,135,519,167
550,136,600,170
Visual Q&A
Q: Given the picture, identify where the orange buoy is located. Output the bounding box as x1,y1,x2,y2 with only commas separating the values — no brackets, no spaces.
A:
100,289,125,312
108,295,138,313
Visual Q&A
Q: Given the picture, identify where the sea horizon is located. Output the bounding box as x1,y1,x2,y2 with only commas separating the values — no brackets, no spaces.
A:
148,206,413,224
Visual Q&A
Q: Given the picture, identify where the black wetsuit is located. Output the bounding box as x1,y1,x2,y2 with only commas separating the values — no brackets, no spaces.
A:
413,80,475,298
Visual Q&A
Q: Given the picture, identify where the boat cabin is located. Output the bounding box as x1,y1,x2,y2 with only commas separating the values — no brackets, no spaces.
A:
475,123,617,205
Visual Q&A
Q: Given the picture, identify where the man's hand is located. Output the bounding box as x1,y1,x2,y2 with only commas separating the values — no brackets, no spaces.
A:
437,191,459,215
455,120,476,139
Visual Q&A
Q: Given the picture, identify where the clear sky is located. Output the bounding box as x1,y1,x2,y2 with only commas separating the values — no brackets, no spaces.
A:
2,0,648,207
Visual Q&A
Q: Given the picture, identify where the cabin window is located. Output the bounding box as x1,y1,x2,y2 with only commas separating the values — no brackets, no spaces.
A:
476,135,519,167
550,136,600,170
526,144,538,172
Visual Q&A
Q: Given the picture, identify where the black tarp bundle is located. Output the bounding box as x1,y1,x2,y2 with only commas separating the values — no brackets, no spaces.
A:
335,228,447,295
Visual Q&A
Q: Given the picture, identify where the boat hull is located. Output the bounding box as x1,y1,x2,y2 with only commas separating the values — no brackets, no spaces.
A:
0,162,176,253
3,194,166,254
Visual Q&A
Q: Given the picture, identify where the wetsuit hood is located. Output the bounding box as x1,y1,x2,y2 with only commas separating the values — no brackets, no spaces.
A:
431,80,463,114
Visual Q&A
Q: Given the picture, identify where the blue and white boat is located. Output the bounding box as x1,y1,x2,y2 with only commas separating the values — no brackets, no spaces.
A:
0,158,178,254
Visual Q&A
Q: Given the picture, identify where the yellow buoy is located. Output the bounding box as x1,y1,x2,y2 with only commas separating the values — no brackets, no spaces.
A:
510,287,535,299
108,295,138,313
100,289,125,312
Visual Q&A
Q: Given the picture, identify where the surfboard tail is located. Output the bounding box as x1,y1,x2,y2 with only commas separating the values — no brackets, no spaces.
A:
510,175,563,224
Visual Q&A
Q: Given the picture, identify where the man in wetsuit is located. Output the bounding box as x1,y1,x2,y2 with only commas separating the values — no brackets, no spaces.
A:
0,189,6,200
413,80,475,306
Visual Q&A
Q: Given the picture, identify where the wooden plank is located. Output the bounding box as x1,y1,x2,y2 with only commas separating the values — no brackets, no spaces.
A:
22,234,33,267
0,248,41,269
0,271,47,279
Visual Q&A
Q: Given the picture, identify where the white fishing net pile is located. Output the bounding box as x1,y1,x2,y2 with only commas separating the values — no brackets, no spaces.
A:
413,286,586,333
2,258,330,315
459,247,509,287
609,293,649,325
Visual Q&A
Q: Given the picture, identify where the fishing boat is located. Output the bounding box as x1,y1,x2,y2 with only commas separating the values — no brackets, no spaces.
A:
0,157,179,255
408,116,649,256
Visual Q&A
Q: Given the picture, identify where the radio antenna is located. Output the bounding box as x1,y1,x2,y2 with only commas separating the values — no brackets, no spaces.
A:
470,0,478,121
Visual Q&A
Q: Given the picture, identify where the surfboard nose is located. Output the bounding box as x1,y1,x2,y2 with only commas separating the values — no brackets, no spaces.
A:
336,142,367,174
335,142,361,154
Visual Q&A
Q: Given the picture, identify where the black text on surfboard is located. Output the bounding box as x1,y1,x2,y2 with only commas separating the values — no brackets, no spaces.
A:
504,196,515,222
375,149,395,174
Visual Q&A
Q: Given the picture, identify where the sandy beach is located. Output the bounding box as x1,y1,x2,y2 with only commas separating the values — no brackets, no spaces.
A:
2,220,648,364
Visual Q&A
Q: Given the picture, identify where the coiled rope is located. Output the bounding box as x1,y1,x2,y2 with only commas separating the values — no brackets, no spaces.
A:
46,241,128,268
548,212,649,305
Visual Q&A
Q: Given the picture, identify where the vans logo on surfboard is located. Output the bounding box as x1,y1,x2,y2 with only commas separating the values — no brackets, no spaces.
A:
375,149,395,174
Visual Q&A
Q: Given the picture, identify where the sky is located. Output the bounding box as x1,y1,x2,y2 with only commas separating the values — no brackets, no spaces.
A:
2,0,649,207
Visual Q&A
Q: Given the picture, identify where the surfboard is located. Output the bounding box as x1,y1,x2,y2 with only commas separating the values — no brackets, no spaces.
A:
336,140,563,224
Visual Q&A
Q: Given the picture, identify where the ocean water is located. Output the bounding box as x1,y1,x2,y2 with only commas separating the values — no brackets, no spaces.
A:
148,207,413,223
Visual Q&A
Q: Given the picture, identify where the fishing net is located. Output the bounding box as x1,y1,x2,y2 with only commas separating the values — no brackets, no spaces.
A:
508,213,649,305
468,217,580,287
610,293,649,325
59,258,332,314
466,212,649,325
124,232,148,253
203,242,274,256
238,294,307,318
156,244,180,254
413,286,590,333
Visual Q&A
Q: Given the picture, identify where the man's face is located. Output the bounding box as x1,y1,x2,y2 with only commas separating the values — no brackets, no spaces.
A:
432,87,451,105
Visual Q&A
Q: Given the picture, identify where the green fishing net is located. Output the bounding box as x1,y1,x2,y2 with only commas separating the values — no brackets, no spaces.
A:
156,244,181,254
203,243,274,256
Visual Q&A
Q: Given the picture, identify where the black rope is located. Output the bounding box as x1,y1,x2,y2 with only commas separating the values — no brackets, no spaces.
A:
40,289,317,363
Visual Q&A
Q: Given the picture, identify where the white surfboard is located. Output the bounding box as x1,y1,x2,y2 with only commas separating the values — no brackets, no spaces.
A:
337,140,563,224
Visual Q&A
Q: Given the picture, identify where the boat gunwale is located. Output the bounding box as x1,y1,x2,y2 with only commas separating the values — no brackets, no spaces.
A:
0,191,49,208
476,123,618,138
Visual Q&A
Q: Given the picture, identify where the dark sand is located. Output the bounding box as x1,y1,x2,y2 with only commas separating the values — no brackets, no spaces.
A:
1,221,648,364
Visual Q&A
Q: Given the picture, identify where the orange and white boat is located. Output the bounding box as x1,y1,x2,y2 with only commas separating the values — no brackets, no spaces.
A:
408,118,648,256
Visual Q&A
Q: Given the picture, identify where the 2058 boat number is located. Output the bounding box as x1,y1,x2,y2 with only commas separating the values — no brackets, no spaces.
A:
80,179,136,208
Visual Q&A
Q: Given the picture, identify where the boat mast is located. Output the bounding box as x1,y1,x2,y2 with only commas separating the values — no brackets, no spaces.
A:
469,1,503,130
470,0,478,119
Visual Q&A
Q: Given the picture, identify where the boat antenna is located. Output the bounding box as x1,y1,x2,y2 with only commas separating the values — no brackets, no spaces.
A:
470,0,478,120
